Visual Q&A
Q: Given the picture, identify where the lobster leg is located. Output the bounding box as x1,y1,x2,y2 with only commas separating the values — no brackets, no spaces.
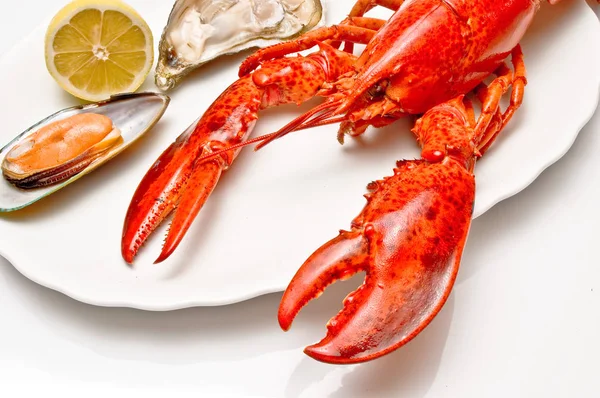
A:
348,0,405,16
253,84,408,150
241,0,405,76
239,25,378,77
474,45,527,155
474,45,526,145
343,0,405,52
472,84,506,156
278,81,521,363
500,45,526,130
122,44,358,264
342,17,388,31
325,17,387,54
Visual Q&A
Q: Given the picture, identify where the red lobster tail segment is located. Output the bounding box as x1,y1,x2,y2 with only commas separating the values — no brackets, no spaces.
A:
121,45,357,264
278,98,478,364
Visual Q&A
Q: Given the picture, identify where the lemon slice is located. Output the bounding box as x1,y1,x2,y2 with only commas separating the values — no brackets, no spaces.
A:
45,0,154,102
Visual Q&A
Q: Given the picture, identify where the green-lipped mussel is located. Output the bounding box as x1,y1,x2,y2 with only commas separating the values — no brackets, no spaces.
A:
0,92,170,212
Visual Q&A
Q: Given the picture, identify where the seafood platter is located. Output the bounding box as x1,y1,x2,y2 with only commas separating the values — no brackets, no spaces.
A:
0,0,598,364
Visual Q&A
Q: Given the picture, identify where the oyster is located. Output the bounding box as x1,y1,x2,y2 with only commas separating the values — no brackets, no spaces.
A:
155,0,325,91
0,93,170,212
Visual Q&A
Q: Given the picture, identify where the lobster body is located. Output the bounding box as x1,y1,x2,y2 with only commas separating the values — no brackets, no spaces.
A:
358,0,538,113
241,0,542,143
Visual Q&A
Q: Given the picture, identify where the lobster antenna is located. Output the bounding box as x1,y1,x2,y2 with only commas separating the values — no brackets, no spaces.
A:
255,98,345,149
194,132,279,164
194,99,349,164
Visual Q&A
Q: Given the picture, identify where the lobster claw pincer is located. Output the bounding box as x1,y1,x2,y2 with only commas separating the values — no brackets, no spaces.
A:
279,158,475,364
120,117,229,264
121,75,264,265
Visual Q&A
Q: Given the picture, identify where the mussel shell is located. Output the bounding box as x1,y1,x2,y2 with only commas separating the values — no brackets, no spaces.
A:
0,92,170,212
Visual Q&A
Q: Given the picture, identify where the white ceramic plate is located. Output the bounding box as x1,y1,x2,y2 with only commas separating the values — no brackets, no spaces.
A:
0,0,598,310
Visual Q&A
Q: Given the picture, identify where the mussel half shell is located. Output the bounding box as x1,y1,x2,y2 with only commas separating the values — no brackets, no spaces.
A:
0,92,170,212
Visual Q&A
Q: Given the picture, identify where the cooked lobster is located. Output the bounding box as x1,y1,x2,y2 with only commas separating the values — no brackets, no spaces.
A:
121,0,592,363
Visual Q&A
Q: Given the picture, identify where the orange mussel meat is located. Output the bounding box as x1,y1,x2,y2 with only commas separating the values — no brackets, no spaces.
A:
1,113,122,189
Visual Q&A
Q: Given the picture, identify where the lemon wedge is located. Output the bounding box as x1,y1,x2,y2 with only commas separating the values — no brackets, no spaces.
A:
45,0,154,102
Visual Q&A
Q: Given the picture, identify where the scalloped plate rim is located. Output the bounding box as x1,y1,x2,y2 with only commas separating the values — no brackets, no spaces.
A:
0,0,598,311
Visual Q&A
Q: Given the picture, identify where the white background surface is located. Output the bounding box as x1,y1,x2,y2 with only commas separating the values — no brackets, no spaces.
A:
0,1,599,397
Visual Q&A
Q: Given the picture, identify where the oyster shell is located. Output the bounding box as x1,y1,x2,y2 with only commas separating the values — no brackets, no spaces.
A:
0,93,170,212
155,0,325,91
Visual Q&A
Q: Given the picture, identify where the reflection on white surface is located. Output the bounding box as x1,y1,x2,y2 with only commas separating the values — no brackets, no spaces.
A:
0,264,454,396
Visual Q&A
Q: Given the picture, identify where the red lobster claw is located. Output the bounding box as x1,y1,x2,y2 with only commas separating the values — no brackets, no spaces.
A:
276,59,523,362
279,157,475,364
121,43,358,264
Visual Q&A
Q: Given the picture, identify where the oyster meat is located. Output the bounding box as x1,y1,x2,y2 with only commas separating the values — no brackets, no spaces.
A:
155,0,324,90
0,92,170,212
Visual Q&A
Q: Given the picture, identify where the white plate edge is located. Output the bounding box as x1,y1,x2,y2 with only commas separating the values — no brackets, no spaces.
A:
0,6,598,311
